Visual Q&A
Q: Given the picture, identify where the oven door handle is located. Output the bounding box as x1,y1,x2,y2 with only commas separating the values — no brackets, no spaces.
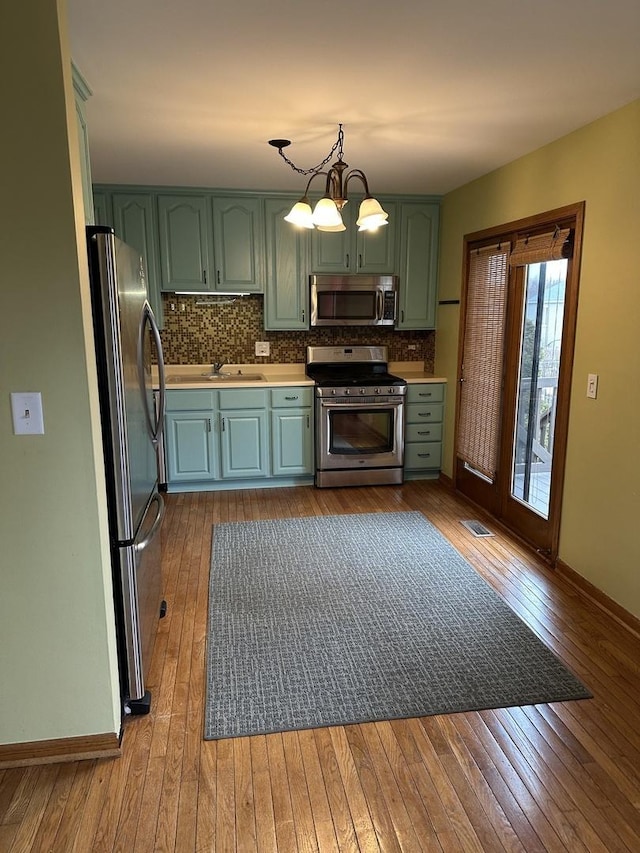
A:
319,398,404,410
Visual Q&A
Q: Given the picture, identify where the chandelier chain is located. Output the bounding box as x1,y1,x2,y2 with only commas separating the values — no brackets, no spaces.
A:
277,124,345,176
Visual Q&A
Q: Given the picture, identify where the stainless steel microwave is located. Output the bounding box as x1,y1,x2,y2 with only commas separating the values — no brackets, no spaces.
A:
309,274,398,327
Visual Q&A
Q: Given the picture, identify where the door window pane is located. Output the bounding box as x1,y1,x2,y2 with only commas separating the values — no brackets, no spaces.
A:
511,260,567,517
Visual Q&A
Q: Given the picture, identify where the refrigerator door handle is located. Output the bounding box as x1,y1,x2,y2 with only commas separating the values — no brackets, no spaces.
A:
138,301,166,448
134,492,165,554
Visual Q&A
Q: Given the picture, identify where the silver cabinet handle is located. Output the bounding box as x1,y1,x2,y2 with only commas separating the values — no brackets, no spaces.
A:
206,418,211,432
285,395,299,401
203,269,207,284
358,253,362,269
418,392,433,398
418,412,432,417
401,309,405,322
417,430,431,436
221,417,225,431
345,253,350,268
217,269,221,285
418,452,431,458
302,309,305,323
306,414,310,428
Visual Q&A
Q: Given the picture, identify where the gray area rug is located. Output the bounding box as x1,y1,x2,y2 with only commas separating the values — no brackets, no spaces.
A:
205,512,590,739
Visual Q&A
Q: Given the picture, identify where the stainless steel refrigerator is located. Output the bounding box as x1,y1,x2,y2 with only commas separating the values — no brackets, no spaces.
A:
87,226,167,716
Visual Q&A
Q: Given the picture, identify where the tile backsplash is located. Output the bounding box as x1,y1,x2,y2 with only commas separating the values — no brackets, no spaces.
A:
158,294,435,368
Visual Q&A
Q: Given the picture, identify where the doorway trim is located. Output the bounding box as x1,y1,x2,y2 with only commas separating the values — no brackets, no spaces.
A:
453,202,585,562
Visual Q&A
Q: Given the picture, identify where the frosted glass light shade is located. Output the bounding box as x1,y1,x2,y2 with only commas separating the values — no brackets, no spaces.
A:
316,221,347,232
284,199,315,229
358,215,389,232
312,197,343,228
356,197,389,230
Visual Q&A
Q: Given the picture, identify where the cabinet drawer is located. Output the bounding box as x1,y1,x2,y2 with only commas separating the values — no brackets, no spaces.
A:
404,442,442,470
165,389,216,411
405,402,443,424
406,383,445,404
271,387,313,408
218,388,267,410
406,422,442,443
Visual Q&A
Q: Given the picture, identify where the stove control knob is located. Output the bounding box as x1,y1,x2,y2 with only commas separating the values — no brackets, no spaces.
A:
345,389,351,395
331,388,336,395
360,388,366,395
375,388,381,395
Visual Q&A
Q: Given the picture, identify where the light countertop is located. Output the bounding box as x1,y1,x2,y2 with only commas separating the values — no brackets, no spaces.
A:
154,362,447,389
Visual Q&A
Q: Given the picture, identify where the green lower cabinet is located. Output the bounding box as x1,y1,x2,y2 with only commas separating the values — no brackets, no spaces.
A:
165,411,218,482
220,410,269,478
403,383,445,479
163,386,315,490
271,409,313,476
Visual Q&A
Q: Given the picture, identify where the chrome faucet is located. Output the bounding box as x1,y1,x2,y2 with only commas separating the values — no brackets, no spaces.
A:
212,362,225,375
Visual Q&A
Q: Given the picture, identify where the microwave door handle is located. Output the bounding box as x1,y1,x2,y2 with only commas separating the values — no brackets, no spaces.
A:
376,290,384,322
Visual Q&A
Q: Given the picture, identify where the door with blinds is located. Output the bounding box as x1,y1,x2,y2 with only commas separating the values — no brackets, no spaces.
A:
454,204,584,561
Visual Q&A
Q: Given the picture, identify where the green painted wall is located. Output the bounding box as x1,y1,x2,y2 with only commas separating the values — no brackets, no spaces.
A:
436,100,640,617
0,0,121,744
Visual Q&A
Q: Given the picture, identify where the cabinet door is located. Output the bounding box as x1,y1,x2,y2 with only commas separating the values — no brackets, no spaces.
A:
92,191,113,227
271,409,313,476
158,195,212,292
311,219,352,272
111,192,163,327
211,196,264,292
165,412,218,482
72,64,94,225
220,410,269,478
356,201,396,274
397,202,440,329
264,197,309,330
311,199,396,273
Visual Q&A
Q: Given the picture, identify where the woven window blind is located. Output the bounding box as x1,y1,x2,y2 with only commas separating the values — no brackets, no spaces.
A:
509,228,572,267
456,244,509,480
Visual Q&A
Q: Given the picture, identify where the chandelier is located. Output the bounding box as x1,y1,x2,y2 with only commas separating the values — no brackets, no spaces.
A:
268,124,389,233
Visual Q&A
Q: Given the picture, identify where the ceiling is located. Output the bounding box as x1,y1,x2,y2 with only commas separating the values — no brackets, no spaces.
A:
66,0,640,197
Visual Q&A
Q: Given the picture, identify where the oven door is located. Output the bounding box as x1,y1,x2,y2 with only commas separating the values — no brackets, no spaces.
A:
316,396,405,470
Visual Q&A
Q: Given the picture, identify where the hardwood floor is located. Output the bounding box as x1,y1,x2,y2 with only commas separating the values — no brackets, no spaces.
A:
2,480,640,851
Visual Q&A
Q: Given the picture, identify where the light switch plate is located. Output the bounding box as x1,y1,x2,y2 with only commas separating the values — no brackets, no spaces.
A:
11,392,45,434
586,373,599,399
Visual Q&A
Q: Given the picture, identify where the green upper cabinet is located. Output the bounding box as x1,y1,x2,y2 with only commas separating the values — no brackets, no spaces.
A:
396,202,440,330
92,191,112,227
157,194,212,292
211,196,264,292
157,193,264,293
72,63,94,225
264,197,310,330
111,192,163,327
311,200,397,274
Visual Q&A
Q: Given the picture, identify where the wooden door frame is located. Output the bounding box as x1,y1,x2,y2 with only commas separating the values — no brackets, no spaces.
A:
453,202,585,562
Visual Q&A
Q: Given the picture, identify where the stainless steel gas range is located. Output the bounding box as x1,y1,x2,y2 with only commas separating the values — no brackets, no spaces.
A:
306,345,407,488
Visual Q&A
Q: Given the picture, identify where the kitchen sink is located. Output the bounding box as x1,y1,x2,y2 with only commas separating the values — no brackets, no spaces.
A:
166,373,265,384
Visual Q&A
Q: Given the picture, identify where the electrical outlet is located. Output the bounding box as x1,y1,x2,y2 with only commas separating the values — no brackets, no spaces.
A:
255,341,270,357
586,373,599,399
